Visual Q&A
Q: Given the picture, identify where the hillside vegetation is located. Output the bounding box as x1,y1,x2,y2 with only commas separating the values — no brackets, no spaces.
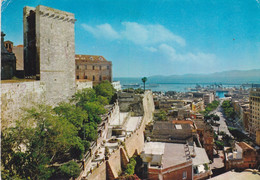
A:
1,81,115,179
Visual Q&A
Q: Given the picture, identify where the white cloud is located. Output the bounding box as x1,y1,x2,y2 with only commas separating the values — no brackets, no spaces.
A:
158,44,216,63
81,22,216,64
144,46,158,52
121,22,185,46
81,22,185,46
81,23,120,40
257,0,260,7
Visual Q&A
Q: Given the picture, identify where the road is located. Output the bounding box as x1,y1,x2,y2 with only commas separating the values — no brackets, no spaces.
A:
211,99,232,136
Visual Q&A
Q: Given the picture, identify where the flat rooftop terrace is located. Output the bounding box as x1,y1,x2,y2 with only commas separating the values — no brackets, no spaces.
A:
143,142,191,169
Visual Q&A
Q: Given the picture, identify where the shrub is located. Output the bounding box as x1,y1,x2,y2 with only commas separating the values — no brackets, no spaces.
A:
125,158,137,175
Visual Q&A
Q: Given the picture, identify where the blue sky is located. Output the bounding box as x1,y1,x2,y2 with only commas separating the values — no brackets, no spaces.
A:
2,0,260,77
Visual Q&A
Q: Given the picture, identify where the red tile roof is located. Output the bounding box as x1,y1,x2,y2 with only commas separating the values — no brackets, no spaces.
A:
75,54,108,62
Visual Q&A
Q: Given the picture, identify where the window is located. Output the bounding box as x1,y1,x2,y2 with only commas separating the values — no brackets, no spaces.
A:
93,66,95,70
76,76,79,79
85,65,87,69
93,76,95,81
99,75,102,81
183,171,187,179
84,75,87,79
107,66,110,70
100,66,102,70
77,65,79,69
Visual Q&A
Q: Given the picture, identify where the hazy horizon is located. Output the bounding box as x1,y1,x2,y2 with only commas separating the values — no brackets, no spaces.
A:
114,68,260,78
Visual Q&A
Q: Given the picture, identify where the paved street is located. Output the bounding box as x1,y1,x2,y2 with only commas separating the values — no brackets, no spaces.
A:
212,99,231,136
210,150,224,170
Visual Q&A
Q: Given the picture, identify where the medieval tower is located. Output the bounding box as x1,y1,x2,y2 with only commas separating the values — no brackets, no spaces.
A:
23,5,76,104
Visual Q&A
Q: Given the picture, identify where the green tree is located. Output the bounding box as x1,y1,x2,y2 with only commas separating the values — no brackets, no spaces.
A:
141,77,148,91
213,114,220,123
215,140,224,150
204,114,211,121
54,102,88,130
58,161,81,179
72,88,97,107
94,80,115,103
125,157,137,175
97,95,109,105
1,105,84,179
154,110,167,121
79,122,98,142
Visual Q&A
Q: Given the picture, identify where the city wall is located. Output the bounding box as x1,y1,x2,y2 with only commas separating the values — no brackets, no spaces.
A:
1,80,46,128
1,80,93,129
85,91,155,180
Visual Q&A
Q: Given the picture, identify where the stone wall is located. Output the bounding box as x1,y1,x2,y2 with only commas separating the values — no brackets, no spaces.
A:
85,91,155,179
76,80,93,91
1,80,46,128
86,161,107,180
24,5,76,105
118,91,155,117
124,91,154,157
36,5,76,105
107,147,123,179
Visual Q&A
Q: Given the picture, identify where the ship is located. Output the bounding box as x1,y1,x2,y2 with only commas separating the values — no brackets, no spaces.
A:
122,83,140,88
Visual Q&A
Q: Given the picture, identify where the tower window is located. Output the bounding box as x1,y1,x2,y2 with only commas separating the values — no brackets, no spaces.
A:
107,66,110,70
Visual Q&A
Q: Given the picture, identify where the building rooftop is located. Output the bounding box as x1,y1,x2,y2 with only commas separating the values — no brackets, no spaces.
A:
194,120,213,132
153,121,192,131
75,54,110,62
211,170,260,180
190,146,210,166
162,143,191,169
142,142,191,169
143,142,165,155
237,142,254,151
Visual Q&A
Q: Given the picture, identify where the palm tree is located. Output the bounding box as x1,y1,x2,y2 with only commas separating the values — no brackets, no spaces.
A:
142,77,147,91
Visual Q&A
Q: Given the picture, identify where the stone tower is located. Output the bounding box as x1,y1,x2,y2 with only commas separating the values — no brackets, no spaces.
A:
1,32,16,80
23,5,76,104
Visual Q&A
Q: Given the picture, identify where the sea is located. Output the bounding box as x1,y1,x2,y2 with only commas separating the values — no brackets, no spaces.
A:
114,77,243,97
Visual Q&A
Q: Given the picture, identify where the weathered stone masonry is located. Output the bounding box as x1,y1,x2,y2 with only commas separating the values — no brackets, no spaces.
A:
24,5,76,105
1,5,92,128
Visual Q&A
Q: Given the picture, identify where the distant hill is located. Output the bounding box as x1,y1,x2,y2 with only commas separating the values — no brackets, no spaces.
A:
148,69,260,84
